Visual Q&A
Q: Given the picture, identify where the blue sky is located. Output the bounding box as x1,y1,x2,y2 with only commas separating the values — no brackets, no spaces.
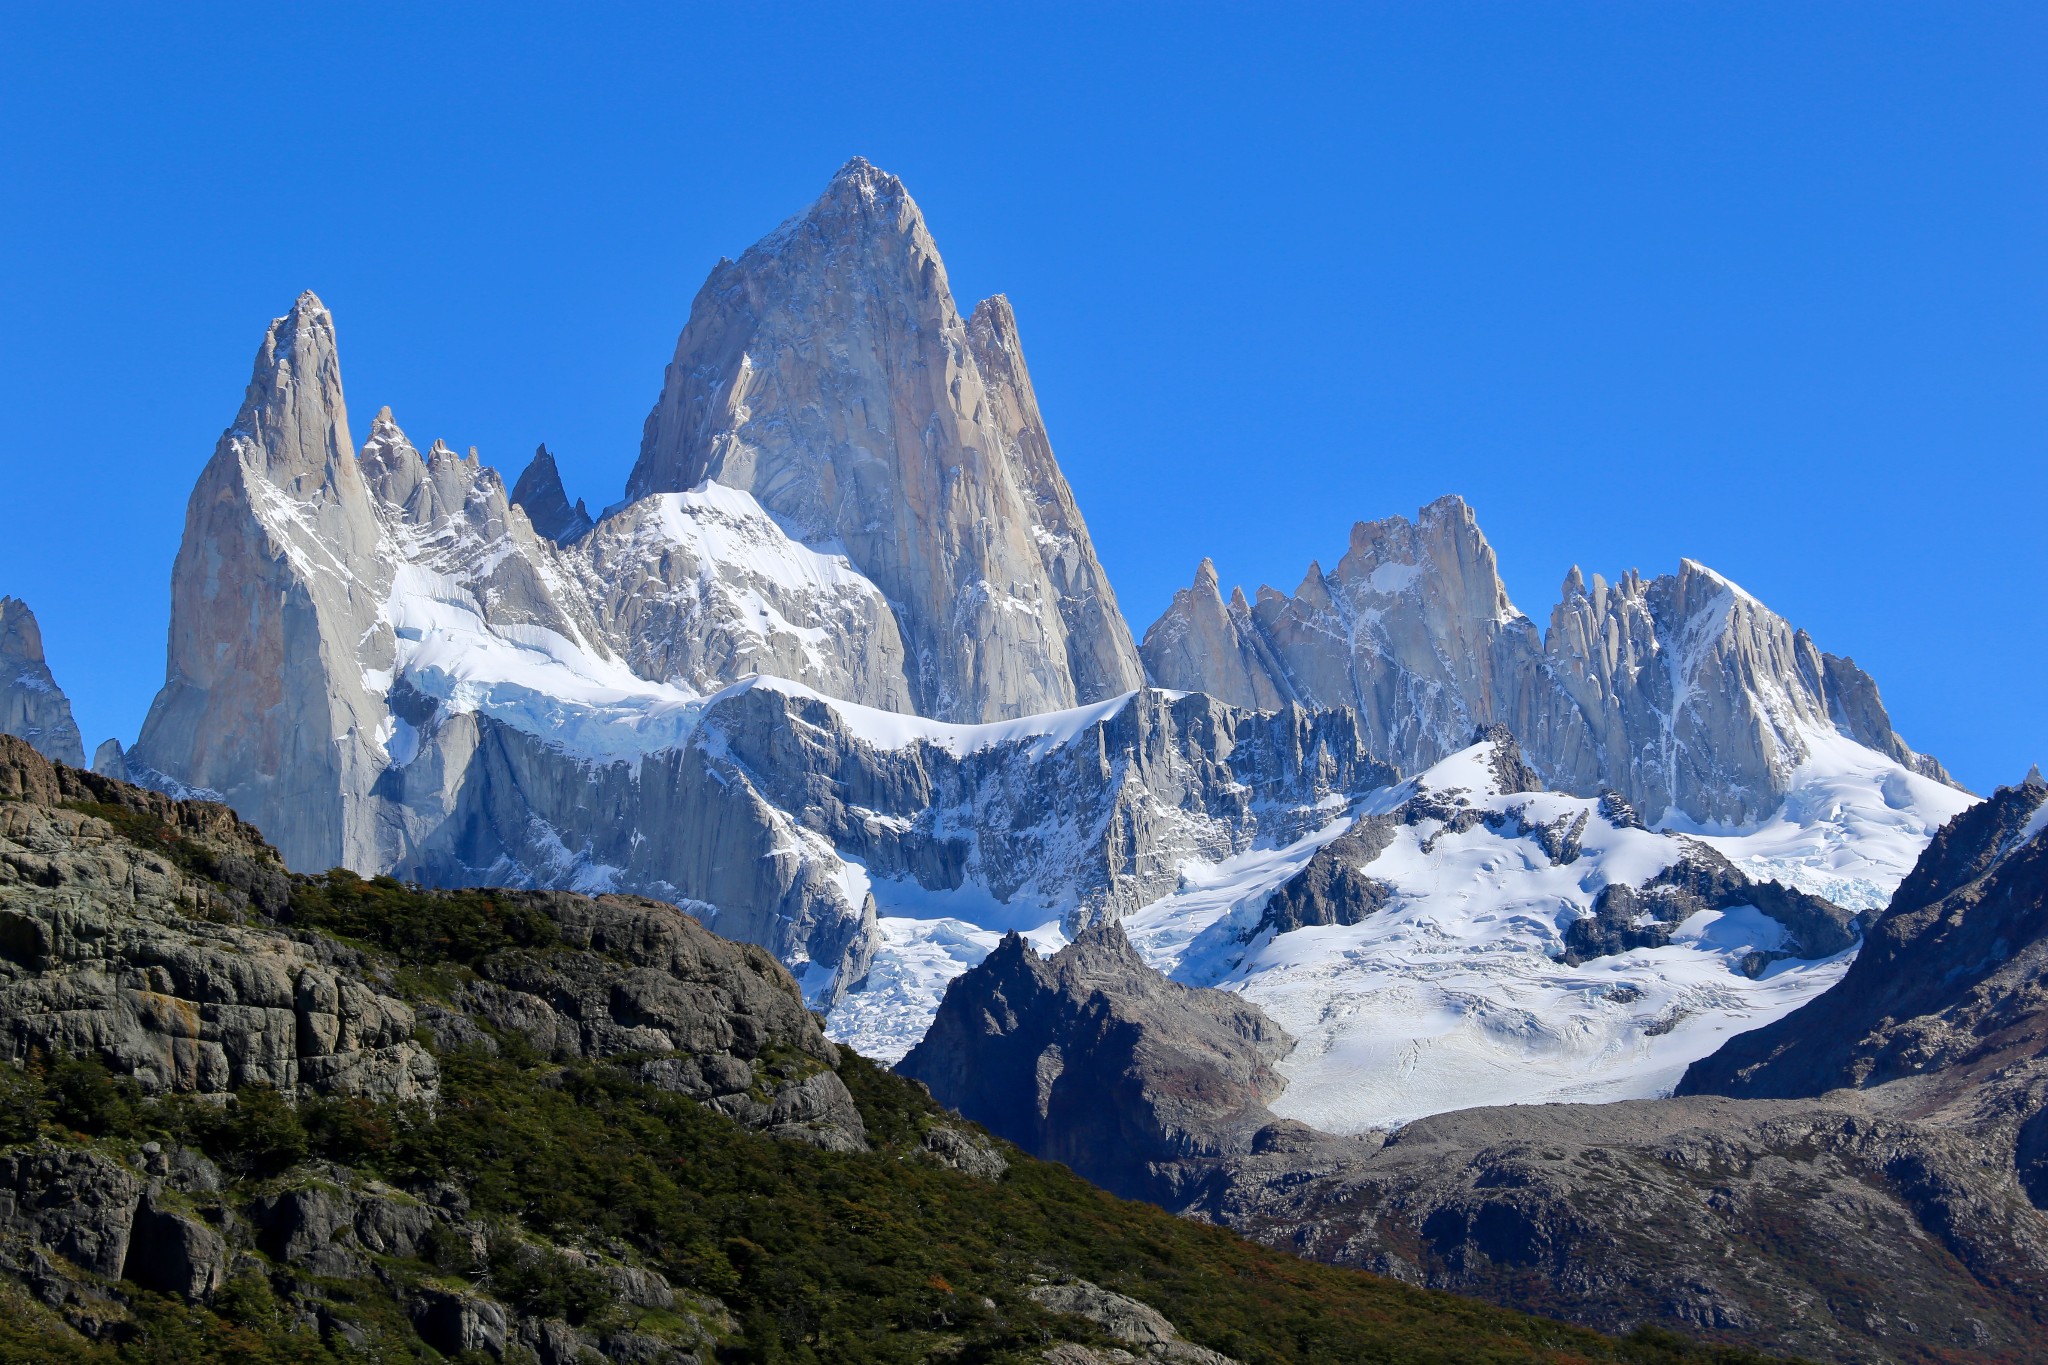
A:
1,3,2041,791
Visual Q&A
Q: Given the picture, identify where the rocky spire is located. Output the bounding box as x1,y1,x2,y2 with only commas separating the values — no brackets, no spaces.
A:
1138,560,1290,711
0,597,86,767
624,158,1142,722
510,444,593,546
131,292,396,872
1143,496,1958,826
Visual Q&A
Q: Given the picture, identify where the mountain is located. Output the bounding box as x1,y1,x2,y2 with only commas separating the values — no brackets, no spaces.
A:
1142,497,1964,906
0,597,84,767
908,811,2048,1362
628,158,1144,723
127,292,397,873
1114,729,1871,1128
898,923,1293,1206
1680,768,2048,1101
0,733,1770,1365
114,161,1971,1130
508,443,593,545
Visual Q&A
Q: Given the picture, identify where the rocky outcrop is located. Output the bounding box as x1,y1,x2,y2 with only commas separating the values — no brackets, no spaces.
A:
568,482,916,710
1137,562,1290,714
898,924,1294,1205
0,732,863,1151
627,157,1143,722
0,735,435,1102
1030,1278,1245,1364
385,681,1390,1007
1681,769,2048,1100
509,444,593,545
0,733,884,1359
1142,496,1958,827
0,599,85,768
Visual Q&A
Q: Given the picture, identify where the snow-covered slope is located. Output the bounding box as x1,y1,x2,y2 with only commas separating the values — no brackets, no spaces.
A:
1120,737,1905,1131
1661,726,1976,911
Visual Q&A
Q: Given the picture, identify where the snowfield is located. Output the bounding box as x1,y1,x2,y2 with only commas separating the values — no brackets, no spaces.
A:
826,730,1964,1132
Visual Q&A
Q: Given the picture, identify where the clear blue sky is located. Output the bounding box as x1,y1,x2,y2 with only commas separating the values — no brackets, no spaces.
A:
2,4,2041,792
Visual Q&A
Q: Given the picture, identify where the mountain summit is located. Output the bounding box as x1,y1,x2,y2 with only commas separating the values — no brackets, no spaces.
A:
629,157,1142,721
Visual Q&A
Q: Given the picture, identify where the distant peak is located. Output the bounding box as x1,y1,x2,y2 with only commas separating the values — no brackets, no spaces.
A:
830,155,898,189
1194,557,1221,590
511,443,594,546
969,292,1016,326
1676,557,1760,604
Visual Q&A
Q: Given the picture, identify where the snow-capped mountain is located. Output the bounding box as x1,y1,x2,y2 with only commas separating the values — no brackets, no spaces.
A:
104,159,1974,1121
1120,730,1967,1129
1141,496,1957,832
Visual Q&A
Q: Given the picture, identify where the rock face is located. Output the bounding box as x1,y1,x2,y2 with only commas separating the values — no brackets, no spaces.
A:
0,731,865,1148
627,157,1144,722
1141,496,1957,828
567,481,915,710
508,443,592,545
0,735,436,1102
907,846,2048,1363
0,599,85,768
1680,769,2048,1100
898,925,1293,1204
390,680,1390,1011
129,292,397,874
0,733,884,1361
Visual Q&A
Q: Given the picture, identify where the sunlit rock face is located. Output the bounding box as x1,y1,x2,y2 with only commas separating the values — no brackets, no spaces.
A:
1142,494,1957,829
628,157,1143,723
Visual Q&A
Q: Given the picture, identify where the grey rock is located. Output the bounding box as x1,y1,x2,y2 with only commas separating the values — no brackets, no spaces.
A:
1682,769,2048,1098
568,482,915,712
628,157,1143,722
130,292,398,874
1028,1279,1244,1365
91,739,127,780
1030,1281,1176,1346
410,1286,510,1357
918,1125,1008,1180
0,598,86,768
1143,498,1959,826
123,1188,227,1300
0,1145,141,1278
0,738,438,1104
899,925,1292,1204
510,444,594,545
